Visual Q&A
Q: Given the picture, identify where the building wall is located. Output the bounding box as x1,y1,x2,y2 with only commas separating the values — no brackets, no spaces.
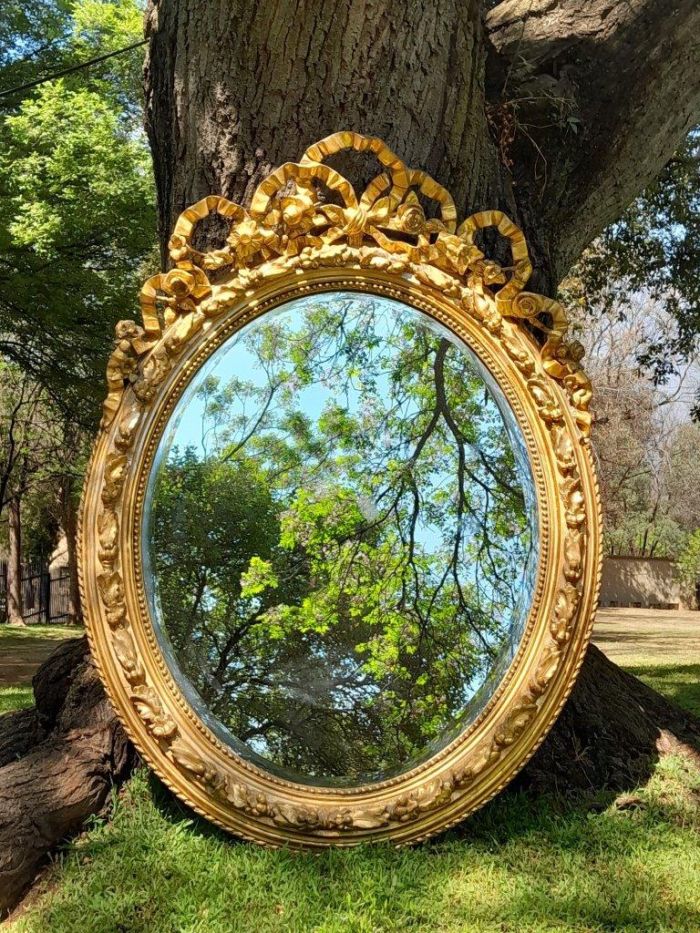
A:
599,556,696,610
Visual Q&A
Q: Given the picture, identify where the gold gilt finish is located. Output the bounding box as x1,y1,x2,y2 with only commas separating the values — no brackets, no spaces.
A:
80,132,601,847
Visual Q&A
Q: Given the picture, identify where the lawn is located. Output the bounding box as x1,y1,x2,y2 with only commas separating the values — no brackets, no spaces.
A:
0,623,80,714
8,758,700,933
626,663,700,718
3,614,700,932
0,684,34,714
593,608,700,718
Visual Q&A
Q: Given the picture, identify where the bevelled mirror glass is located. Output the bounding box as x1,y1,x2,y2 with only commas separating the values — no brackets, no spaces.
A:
143,291,538,786
79,132,600,846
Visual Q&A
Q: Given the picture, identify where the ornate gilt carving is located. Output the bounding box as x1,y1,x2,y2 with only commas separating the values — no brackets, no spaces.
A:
80,133,601,847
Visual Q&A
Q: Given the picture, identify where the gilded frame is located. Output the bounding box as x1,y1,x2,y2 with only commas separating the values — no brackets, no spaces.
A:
79,133,601,846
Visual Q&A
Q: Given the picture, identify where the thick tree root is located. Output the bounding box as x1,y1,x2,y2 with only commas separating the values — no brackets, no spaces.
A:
1,638,698,915
0,638,134,915
518,644,700,795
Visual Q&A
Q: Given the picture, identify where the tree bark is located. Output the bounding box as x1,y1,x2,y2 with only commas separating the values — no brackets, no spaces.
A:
144,0,508,266
0,638,134,916
6,496,23,625
485,0,700,282
143,0,700,289
59,475,82,625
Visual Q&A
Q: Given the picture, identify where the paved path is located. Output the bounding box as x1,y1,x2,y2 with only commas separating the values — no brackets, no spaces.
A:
593,607,700,666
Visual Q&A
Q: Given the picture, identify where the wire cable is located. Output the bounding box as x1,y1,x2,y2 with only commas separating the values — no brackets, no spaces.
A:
0,39,148,99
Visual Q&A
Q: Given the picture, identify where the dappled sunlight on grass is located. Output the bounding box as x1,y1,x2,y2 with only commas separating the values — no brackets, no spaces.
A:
625,663,700,718
10,756,700,933
0,625,79,643
0,684,33,714
0,624,82,689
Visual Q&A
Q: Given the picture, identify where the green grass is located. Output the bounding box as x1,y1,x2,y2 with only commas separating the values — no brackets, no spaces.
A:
0,623,80,715
0,623,79,644
5,626,700,932
0,684,33,714
626,663,700,718
9,757,700,933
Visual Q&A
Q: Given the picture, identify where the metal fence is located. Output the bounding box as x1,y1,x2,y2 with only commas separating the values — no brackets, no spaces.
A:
0,560,72,624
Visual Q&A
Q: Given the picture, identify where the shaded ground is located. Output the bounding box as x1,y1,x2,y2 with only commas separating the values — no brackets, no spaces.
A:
594,607,700,664
0,625,78,689
594,608,700,718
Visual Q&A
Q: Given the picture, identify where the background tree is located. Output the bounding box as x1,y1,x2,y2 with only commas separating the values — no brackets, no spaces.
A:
0,0,155,627
569,299,700,559
0,363,87,623
0,0,155,424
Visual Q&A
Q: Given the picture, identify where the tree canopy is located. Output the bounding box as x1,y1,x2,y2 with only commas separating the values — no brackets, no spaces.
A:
0,0,154,424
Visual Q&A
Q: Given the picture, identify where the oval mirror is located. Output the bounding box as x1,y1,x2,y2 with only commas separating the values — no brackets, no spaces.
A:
143,291,538,786
80,133,601,846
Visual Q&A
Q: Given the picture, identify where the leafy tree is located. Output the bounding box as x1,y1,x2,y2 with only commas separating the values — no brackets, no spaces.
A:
570,299,700,559
0,0,155,424
561,128,700,412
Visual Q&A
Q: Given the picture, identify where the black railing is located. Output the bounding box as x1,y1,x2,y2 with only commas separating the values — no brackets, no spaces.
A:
0,560,73,624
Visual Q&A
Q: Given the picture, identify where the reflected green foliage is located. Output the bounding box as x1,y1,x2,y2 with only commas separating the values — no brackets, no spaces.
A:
148,295,536,783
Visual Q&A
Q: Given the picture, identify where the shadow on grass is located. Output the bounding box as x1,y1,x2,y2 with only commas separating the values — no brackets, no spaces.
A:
16,758,700,933
626,663,700,718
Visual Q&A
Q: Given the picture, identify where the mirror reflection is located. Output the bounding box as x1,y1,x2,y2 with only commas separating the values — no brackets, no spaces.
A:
143,292,538,785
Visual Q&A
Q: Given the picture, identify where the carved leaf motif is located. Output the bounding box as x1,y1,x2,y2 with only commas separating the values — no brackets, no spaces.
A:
554,426,576,474
101,454,127,505
562,477,586,528
223,779,251,811
527,377,562,423
97,570,123,608
564,530,583,583
97,509,118,561
113,627,143,684
271,802,322,828
502,330,535,376
131,685,177,739
349,810,389,830
169,738,207,776
115,409,141,451
494,700,538,748
532,645,563,694
414,263,461,297
551,584,580,644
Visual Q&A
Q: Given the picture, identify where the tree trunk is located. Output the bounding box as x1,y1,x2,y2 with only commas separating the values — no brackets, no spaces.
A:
143,0,700,290
59,475,82,625
6,496,23,626
4,0,700,911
